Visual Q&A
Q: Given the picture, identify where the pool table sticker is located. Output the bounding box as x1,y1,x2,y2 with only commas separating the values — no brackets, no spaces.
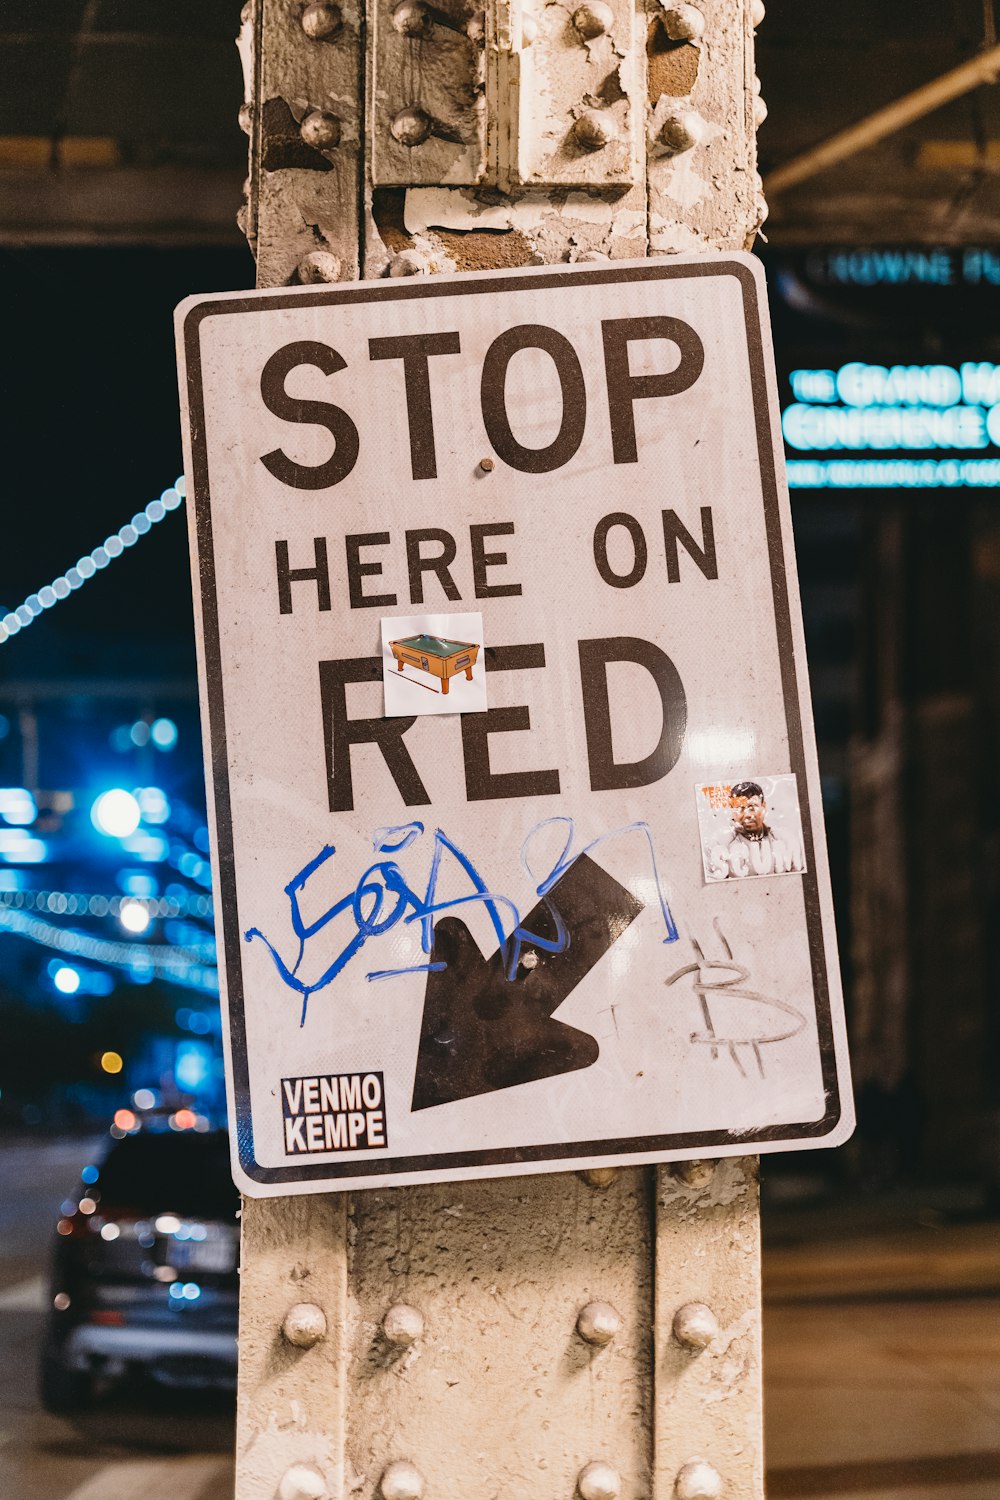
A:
175,253,854,1196
382,611,487,716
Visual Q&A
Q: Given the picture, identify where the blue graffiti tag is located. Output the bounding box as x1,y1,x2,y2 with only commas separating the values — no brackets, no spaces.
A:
244,817,677,1024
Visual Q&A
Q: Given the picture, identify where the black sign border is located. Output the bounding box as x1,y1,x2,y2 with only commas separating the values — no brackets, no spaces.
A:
181,258,844,1187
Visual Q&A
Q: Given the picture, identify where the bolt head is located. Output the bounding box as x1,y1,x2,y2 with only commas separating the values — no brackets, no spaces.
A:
579,1166,616,1188
382,1302,424,1346
578,1461,621,1500
380,1461,424,1500
300,109,341,150
577,1300,622,1346
660,3,705,41
672,1301,719,1351
675,1460,724,1500
392,0,432,34
297,250,343,284
390,106,432,147
669,1157,716,1187
282,1301,328,1347
301,1,343,37
572,109,618,150
238,102,253,135
278,1465,327,1500
751,0,765,25
573,0,614,38
753,94,768,126
389,248,429,277
657,110,706,155
479,457,495,473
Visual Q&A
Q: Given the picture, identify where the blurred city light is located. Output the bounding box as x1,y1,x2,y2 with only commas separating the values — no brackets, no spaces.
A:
130,720,150,747
0,829,47,862
133,1088,156,1109
0,788,38,825
113,1108,136,1130
91,789,140,838
122,830,169,862
119,899,150,935
137,787,170,824
151,717,178,751
53,965,81,995
100,1050,123,1074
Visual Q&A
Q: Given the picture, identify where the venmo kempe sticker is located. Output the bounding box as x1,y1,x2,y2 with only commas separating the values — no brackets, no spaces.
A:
281,1072,387,1154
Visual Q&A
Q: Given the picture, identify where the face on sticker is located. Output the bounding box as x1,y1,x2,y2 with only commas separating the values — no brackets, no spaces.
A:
731,792,766,835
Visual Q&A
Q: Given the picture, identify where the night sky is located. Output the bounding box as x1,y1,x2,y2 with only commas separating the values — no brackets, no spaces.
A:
0,245,255,682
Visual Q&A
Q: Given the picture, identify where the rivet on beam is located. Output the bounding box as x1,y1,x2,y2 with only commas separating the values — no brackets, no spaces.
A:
572,109,618,150
660,3,705,41
671,1301,719,1351
578,1461,622,1500
282,1301,328,1347
674,1459,724,1500
297,251,343,284
390,106,433,146
392,0,433,36
579,1166,616,1187
380,1460,425,1500
573,1,614,39
669,1157,716,1187
300,109,342,149
301,2,343,38
751,0,765,26
389,248,430,276
238,102,253,136
382,1302,425,1346
576,1301,622,1346
278,1464,328,1500
657,110,706,155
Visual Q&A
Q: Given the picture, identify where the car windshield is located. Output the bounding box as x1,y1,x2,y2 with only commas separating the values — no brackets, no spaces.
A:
95,1131,239,1220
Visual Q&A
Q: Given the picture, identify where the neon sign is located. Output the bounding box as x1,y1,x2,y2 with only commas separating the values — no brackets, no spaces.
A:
782,362,1000,489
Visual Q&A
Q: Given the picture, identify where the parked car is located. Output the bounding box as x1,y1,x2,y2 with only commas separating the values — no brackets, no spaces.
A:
40,1121,239,1411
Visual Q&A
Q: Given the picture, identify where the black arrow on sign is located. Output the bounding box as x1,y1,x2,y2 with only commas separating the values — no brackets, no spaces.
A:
411,853,644,1111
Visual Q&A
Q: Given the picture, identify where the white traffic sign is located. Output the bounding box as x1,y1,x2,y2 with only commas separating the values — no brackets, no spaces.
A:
176,254,853,1196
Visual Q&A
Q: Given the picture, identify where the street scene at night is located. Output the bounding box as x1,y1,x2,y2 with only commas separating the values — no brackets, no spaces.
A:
2,3,1000,1498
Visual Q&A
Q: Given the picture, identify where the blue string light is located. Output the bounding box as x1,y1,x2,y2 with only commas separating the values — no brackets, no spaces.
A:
0,478,186,646
0,904,218,995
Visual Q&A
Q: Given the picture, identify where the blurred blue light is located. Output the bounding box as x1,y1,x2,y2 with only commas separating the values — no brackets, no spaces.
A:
176,1039,212,1092
110,725,133,753
118,872,159,898
121,831,169,863
53,966,81,995
81,1165,99,1184
0,788,37,826
151,718,178,751
0,715,9,740
168,1283,184,1300
0,830,47,862
130,721,150,748
92,789,140,838
137,787,170,824
182,1282,201,1300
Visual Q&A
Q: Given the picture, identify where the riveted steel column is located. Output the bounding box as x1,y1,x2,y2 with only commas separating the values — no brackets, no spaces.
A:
237,3,766,1497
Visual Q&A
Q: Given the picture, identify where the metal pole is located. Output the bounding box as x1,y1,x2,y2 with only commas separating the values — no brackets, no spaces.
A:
765,41,1000,196
235,4,766,1497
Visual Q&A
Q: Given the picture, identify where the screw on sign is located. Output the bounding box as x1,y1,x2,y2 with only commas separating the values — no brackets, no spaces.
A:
175,255,852,1197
